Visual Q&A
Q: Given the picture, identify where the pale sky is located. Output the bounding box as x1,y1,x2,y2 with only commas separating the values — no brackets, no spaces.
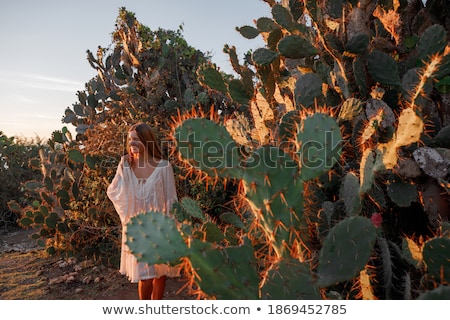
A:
0,0,270,140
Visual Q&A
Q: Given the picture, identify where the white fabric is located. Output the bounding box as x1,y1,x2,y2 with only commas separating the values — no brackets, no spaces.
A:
107,156,180,283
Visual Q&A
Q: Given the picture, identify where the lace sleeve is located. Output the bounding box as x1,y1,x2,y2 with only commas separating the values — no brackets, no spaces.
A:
107,156,130,224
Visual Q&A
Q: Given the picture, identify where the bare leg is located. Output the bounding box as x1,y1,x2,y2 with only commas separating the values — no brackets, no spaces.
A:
152,276,167,300
138,279,153,300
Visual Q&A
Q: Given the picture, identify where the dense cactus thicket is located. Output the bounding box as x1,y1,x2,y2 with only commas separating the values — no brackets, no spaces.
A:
8,8,237,261
7,1,450,299
0,133,42,231
128,0,450,299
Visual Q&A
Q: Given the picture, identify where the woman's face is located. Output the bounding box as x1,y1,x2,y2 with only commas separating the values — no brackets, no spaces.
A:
128,130,145,156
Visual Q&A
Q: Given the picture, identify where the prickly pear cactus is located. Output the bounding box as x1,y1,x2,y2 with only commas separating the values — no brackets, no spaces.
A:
261,258,321,299
126,207,261,299
127,0,450,300
126,211,188,265
175,110,342,259
188,239,260,299
422,237,450,283
317,216,377,288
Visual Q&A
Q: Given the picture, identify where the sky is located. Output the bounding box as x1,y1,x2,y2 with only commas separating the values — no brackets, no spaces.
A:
0,0,271,141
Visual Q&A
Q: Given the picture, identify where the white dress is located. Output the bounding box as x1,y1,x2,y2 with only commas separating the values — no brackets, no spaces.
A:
107,156,180,282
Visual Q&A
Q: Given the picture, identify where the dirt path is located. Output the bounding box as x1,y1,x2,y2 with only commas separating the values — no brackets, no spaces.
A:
0,228,195,300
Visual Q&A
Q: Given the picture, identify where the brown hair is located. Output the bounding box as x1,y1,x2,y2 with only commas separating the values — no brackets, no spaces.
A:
126,123,165,165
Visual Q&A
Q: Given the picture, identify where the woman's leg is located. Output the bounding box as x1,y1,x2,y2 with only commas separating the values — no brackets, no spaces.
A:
152,276,167,300
138,279,153,300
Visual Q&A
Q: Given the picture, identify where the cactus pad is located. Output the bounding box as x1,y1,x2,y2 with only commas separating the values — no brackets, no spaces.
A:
386,178,418,207
126,211,188,265
243,146,304,255
262,258,321,299
422,237,450,283
418,285,450,299
339,172,362,216
188,239,259,299
175,118,242,179
180,197,205,221
317,216,377,288
298,113,342,181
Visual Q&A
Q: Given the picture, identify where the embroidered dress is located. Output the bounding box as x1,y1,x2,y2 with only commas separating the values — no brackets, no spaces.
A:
107,156,180,283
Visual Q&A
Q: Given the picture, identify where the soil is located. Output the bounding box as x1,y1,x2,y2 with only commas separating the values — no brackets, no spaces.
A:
0,227,196,300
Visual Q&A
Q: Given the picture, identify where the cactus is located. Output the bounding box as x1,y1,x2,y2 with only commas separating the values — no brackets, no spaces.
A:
418,285,450,299
126,211,188,265
243,147,304,258
339,172,362,216
261,258,321,299
152,0,450,299
386,176,418,207
317,216,377,288
188,239,260,299
175,118,243,179
127,199,380,299
32,1,447,300
126,209,260,299
400,228,450,296
359,107,425,194
413,147,449,180
422,237,450,284
338,98,363,122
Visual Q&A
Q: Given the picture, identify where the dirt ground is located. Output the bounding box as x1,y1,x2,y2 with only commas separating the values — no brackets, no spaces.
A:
0,227,196,300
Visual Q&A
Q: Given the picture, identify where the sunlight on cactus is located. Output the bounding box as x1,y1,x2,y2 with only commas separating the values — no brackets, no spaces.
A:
9,1,449,300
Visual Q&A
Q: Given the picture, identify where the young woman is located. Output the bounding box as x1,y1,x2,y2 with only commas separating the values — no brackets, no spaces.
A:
107,123,179,300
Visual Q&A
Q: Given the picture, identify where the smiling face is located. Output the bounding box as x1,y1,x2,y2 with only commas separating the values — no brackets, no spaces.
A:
128,130,145,157
126,123,164,163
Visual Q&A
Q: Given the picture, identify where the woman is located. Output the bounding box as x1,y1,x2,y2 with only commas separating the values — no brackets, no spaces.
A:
107,123,179,300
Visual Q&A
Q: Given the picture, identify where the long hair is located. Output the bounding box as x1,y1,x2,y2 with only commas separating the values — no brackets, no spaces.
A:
126,123,165,166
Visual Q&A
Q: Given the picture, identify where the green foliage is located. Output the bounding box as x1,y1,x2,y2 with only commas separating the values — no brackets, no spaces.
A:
0,132,42,230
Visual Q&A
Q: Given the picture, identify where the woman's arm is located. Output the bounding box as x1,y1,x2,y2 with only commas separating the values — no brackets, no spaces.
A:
107,156,130,223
